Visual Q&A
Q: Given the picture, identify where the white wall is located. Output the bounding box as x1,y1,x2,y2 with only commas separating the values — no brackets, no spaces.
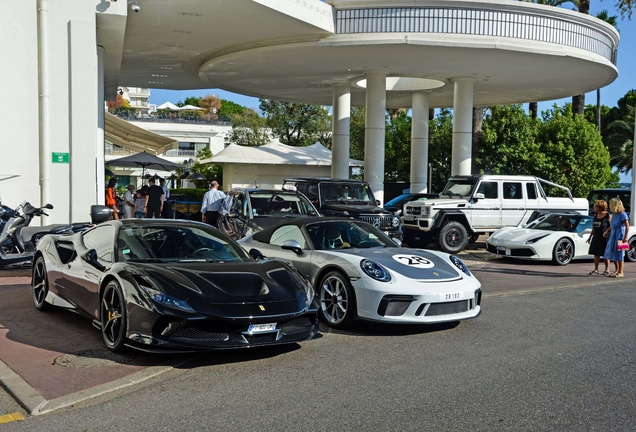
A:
0,1,40,209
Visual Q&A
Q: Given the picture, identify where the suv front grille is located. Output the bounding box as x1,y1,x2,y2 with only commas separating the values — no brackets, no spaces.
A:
359,215,395,230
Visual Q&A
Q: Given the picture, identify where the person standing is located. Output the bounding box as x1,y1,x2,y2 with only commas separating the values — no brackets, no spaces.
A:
134,186,147,218
105,177,119,220
144,178,164,218
123,185,136,219
160,178,171,218
586,199,611,275
201,181,225,227
603,198,630,278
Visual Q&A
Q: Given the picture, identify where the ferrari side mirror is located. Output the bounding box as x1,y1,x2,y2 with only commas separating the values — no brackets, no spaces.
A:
80,249,105,272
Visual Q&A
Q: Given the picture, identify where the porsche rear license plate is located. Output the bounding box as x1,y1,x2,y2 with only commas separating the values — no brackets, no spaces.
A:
248,323,276,333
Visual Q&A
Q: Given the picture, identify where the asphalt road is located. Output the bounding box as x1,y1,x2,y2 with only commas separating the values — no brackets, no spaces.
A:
3,277,635,431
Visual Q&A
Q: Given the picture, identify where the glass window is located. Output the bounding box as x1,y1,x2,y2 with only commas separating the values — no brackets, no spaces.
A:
117,224,249,262
306,221,394,250
319,183,374,204
232,193,245,217
477,182,498,199
248,192,316,216
270,225,306,248
526,183,538,200
306,184,319,202
503,182,522,200
441,178,478,197
82,225,116,264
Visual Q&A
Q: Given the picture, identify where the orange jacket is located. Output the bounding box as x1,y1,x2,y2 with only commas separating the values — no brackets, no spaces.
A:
105,187,117,206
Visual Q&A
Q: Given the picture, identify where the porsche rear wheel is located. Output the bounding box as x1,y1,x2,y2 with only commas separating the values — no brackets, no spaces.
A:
32,256,51,311
552,238,574,266
101,281,127,352
319,271,356,329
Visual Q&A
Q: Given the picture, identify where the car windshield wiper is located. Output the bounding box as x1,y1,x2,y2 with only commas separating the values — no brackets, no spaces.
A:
128,258,164,263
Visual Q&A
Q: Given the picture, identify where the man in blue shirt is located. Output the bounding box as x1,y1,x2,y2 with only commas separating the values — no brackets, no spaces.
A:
201,181,226,227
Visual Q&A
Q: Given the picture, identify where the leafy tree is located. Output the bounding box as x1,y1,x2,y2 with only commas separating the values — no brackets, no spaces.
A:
259,99,331,147
190,147,222,188
606,104,635,172
219,99,246,118
225,113,271,147
106,94,135,114
428,109,454,192
477,105,542,175
176,96,201,108
535,105,616,196
384,112,412,181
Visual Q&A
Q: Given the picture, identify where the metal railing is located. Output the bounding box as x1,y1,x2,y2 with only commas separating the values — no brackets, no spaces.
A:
335,7,617,64
111,111,233,126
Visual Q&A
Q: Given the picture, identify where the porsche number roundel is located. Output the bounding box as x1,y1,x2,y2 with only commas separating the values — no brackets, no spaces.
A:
392,254,434,268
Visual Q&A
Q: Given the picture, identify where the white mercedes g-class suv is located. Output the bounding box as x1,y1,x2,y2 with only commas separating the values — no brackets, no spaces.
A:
402,175,588,253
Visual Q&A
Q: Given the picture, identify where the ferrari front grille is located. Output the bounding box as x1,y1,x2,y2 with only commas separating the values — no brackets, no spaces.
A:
281,317,313,335
170,327,230,342
425,300,469,316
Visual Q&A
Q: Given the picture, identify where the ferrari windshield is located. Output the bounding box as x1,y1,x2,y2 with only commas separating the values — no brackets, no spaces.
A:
249,192,317,217
117,224,250,262
319,183,375,205
525,215,590,233
306,221,396,250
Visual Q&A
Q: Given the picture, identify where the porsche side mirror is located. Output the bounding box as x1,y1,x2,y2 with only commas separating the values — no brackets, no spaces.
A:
80,249,105,272
44,203,54,210
392,238,403,247
281,239,303,255
249,248,265,261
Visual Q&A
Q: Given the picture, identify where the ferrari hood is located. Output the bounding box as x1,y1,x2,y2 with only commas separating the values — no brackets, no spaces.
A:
322,248,462,281
489,228,553,243
135,260,306,305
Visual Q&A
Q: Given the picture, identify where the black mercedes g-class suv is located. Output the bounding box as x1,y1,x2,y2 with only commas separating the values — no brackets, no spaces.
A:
283,178,401,239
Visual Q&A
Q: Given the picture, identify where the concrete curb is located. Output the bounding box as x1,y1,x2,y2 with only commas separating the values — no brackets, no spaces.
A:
0,355,199,416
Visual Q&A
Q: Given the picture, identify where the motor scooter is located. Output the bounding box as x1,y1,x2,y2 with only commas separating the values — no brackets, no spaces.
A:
0,202,92,269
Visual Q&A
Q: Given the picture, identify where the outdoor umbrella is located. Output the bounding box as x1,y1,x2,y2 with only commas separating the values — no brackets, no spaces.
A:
107,151,182,178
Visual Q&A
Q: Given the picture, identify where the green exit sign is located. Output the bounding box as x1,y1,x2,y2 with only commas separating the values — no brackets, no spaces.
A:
52,152,69,164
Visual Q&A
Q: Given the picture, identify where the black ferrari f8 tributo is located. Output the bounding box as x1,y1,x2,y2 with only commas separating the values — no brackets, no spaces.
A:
31,219,318,352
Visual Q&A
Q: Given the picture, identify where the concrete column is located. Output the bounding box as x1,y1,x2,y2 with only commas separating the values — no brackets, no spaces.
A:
631,119,636,226
331,85,350,179
97,46,105,205
364,71,386,204
452,79,474,176
68,20,98,222
410,92,430,193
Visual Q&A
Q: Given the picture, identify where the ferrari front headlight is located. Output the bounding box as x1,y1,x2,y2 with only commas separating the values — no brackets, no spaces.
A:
525,234,549,244
360,259,391,282
141,286,194,313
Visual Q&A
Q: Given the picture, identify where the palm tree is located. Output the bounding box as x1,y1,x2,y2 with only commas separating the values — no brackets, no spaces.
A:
607,105,635,172
594,10,618,130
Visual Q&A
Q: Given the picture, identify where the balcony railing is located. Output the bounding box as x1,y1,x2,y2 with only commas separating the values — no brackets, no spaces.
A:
111,111,233,126
105,147,135,156
335,6,618,65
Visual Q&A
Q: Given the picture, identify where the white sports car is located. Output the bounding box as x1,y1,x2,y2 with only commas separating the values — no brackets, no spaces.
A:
487,213,636,265
239,217,481,328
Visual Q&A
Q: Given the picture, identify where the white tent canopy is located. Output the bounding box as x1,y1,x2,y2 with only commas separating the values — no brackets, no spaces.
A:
156,101,180,111
179,104,203,110
200,140,364,167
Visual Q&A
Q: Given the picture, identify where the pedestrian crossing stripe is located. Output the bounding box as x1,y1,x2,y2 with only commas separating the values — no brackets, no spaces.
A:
0,412,25,424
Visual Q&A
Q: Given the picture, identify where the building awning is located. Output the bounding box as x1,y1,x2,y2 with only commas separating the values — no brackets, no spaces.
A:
104,112,178,154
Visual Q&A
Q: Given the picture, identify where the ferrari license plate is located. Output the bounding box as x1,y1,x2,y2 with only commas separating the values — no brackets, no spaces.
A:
497,246,510,255
248,323,276,333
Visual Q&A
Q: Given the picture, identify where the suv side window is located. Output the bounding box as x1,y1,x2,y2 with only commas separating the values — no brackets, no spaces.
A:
503,182,522,200
477,182,498,199
306,183,319,202
232,192,246,218
526,183,538,200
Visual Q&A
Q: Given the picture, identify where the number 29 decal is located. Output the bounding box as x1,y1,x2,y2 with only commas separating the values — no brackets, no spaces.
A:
391,254,434,268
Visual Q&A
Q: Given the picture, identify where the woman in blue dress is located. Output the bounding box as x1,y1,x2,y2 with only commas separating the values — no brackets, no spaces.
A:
603,198,630,278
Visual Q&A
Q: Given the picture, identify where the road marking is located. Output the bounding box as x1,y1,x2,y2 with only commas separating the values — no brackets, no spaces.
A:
0,412,25,424
483,278,628,298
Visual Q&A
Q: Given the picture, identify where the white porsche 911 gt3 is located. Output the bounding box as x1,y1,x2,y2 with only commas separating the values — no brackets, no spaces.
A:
487,213,636,265
239,218,482,329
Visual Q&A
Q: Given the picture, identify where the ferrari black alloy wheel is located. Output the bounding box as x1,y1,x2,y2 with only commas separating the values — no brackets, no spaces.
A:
32,256,51,311
101,281,127,352
319,271,356,329
552,238,574,266
626,237,636,263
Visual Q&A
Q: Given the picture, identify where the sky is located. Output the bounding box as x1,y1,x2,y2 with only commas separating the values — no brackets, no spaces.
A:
148,4,636,180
